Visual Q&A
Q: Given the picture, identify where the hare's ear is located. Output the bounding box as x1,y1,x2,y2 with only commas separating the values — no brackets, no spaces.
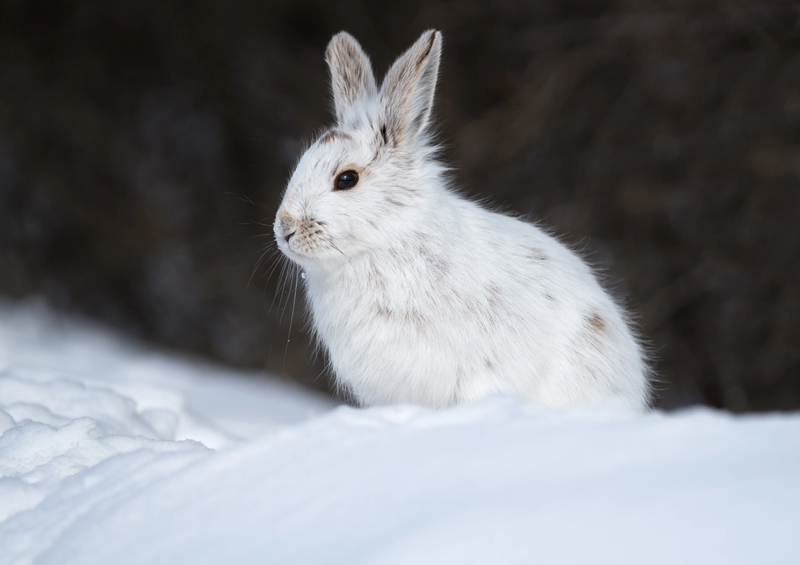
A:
326,32,378,125
379,30,442,146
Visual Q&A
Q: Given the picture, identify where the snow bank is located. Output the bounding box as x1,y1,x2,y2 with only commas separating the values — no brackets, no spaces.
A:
1,299,799,565
0,371,207,523
0,299,333,445
0,299,332,529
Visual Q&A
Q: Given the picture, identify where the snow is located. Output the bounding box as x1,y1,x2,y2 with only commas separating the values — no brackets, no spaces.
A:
0,299,332,529
1,299,799,564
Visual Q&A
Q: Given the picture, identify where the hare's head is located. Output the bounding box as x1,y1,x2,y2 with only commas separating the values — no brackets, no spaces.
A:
275,30,445,269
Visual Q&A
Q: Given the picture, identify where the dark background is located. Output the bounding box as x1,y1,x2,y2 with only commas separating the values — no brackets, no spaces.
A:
1,0,798,411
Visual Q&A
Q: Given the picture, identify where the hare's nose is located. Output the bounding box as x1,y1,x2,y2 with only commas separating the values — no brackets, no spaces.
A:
276,211,297,238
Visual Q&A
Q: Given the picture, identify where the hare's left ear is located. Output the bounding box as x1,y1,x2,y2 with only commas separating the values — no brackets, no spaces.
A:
379,30,442,146
326,32,378,125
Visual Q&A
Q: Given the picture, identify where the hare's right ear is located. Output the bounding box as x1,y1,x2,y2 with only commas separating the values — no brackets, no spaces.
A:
326,32,378,125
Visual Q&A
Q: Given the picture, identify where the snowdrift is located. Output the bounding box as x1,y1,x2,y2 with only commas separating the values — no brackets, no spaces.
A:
1,300,798,564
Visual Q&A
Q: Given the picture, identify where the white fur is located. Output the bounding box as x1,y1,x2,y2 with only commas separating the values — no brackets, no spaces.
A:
274,30,650,411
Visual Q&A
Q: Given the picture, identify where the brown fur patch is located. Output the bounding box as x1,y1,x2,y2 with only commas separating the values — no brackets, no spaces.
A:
318,130,351,145
325,33,377,123
485,283,503,310
375,304,393,318
587,311,607,333
418,244,448,277
404,309,427,334
277,213,294,235
415,33,436,70
378,31,440,144
336,163,363,175
526,247,548,262
367,259,387,295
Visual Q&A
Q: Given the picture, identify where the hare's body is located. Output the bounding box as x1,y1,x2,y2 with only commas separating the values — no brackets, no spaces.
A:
275,31,650,411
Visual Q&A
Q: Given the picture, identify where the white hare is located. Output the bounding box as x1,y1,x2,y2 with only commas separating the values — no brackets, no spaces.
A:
274,30,650,411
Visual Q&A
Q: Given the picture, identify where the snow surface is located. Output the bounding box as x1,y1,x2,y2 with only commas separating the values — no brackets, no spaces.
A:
1,299,799,564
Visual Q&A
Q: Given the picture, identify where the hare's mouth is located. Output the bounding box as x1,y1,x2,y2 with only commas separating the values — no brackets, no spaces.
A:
278,238,307,262
278,233,326,264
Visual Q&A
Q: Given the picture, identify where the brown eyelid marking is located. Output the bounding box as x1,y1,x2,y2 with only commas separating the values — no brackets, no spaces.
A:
335,163,365,178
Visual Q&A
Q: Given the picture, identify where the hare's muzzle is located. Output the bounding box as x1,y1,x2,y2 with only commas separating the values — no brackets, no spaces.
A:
275,212,297,242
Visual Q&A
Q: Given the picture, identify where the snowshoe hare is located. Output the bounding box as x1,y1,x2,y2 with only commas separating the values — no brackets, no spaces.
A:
274,30,650,411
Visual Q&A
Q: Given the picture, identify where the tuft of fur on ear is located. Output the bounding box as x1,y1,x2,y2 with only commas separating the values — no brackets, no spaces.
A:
326,32,378,125
379,30,442,146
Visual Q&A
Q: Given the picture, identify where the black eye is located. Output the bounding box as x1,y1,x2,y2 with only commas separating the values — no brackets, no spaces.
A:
335,170,359,191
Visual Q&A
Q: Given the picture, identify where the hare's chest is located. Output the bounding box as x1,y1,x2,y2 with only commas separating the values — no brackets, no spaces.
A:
309,281,436,358
306,277,465,402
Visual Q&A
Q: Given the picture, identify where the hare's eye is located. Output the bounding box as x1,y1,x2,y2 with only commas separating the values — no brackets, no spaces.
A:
335,170,359,191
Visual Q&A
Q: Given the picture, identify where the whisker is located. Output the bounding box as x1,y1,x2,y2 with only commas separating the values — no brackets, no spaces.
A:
270,258,290,312
312,357,334,384
248,246,276,288
262,251,285,285
284,266,300,368
330,242,356,273
222,191,271,209
264,254,283,299
279,262,297,325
